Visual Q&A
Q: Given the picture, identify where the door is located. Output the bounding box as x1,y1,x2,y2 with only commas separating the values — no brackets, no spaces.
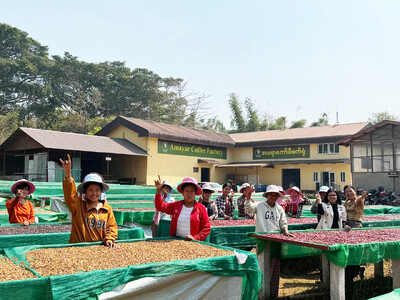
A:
322,172,335,188
282,169,300,190
201,168,210,182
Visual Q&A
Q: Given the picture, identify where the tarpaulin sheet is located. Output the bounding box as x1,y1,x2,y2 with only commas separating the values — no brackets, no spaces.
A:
0,211,68,224
2,238,262,300
369,288,400,299
0,225,144,250
113,210,154,225
250,227,400,268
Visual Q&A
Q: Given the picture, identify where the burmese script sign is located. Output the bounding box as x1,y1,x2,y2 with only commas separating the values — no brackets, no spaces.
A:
158,140,227,159
253,145,310,159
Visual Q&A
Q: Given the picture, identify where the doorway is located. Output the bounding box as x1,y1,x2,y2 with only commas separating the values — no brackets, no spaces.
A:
282,169,300,190
201,168,210,182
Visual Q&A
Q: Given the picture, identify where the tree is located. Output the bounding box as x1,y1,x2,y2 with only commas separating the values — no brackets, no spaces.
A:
228,93,246,132
268,116,287,130
245,98,260,132
368,112,399,124
197,116,227,132
290,119,307,128
311,113,329,127
0,23,51,115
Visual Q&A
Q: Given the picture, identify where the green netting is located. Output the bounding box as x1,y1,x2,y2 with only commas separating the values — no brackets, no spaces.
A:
113,210,154,225
109,202,155,209
0,211,68,224
250,227,400,268
0,226,144,251
158,219,400,250
369,288,400,299
2,238,262,300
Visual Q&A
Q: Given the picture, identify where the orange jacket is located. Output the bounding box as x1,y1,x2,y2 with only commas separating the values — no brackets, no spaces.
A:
6,198,35,224
63,177,118,244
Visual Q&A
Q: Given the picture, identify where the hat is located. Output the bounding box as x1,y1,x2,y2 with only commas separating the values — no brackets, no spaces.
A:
287,186,302,196
77,173,109,194
177,177,203,195
262,185,282,197
319,186,329,193
11,179,36,194
201,183,215,193
240,183,252,193
162,182,174,193
278,186,286,196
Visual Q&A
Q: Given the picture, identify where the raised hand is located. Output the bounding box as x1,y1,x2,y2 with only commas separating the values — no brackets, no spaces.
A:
154,175,165,194
59,154,72,178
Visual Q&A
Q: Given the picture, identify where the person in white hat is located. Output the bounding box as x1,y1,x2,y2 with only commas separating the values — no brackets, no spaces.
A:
286,186,305,218
198,183,218,220
6,179,36,225
311,186,329,222
151,182,175,237
245,185,292,299
237,183,255,219
60,154,118,248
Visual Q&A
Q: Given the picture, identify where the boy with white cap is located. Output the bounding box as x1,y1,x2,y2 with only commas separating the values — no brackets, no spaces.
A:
245,184,292,299
60,154,118,247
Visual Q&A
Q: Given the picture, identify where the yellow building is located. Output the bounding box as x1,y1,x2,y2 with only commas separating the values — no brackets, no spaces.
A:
98,117,369,191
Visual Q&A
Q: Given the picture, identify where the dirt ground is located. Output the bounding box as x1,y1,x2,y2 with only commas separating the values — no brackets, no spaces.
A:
278,259,393,299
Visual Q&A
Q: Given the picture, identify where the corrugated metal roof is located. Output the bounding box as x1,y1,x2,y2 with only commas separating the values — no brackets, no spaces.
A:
1,127,148,156
230,122,370,146
336,120,400,146
97,116,235,147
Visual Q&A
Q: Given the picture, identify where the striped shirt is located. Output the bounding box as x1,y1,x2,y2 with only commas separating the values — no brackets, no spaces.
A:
176,205,193,238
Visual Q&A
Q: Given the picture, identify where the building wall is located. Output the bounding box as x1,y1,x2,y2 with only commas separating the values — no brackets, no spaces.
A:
353,173,398,192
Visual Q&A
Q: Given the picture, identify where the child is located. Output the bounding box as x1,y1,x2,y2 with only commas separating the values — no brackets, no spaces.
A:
245,185,292,299
198,183,218,220
286,186,305,218
6,179,36,225
151,182,175,237
60,154,118,247
236,183,255,219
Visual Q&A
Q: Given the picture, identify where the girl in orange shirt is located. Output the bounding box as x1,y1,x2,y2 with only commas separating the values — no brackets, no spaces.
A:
6,179,36,225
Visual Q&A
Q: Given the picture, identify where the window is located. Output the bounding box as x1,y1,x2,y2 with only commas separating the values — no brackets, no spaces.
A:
318,143,339,154
313,172,319,182
340,172,345,182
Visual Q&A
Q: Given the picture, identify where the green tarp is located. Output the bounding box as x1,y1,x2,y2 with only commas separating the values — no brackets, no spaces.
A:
0,224,144,250
2,238,262,300
251,227,400,268
113,210,154,225
158,219,400,250
370,288,400,299
0,211,68,224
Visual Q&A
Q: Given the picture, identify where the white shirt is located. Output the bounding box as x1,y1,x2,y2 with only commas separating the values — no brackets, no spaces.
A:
176,205,193,238
245,200,288,233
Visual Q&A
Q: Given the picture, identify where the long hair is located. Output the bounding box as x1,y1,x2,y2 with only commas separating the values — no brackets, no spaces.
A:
323,189,342,205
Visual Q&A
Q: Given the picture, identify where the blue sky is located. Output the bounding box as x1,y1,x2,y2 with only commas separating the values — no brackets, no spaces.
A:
2,1,400,128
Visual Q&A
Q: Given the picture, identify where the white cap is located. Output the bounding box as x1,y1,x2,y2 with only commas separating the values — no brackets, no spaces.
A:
265,185,282,194
319,186,329,193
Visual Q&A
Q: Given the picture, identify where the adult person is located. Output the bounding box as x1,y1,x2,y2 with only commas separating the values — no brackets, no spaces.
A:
343,185,367,228
343,185,367,283
151,182,175,237
215,183,235,219
311,186,329,222
286,186,305,218
60,154,118,247
154,176,210,241
245,185,292,299
198,183,218,220
276,186,288,212
236,183,255,219
6,179,36,225
316,189,351,230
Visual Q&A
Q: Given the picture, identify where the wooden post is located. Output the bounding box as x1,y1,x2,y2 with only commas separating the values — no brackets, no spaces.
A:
321,254,330,287
330,262,345,300
374,261,384,278
393,259,400,289
258,241,271,300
